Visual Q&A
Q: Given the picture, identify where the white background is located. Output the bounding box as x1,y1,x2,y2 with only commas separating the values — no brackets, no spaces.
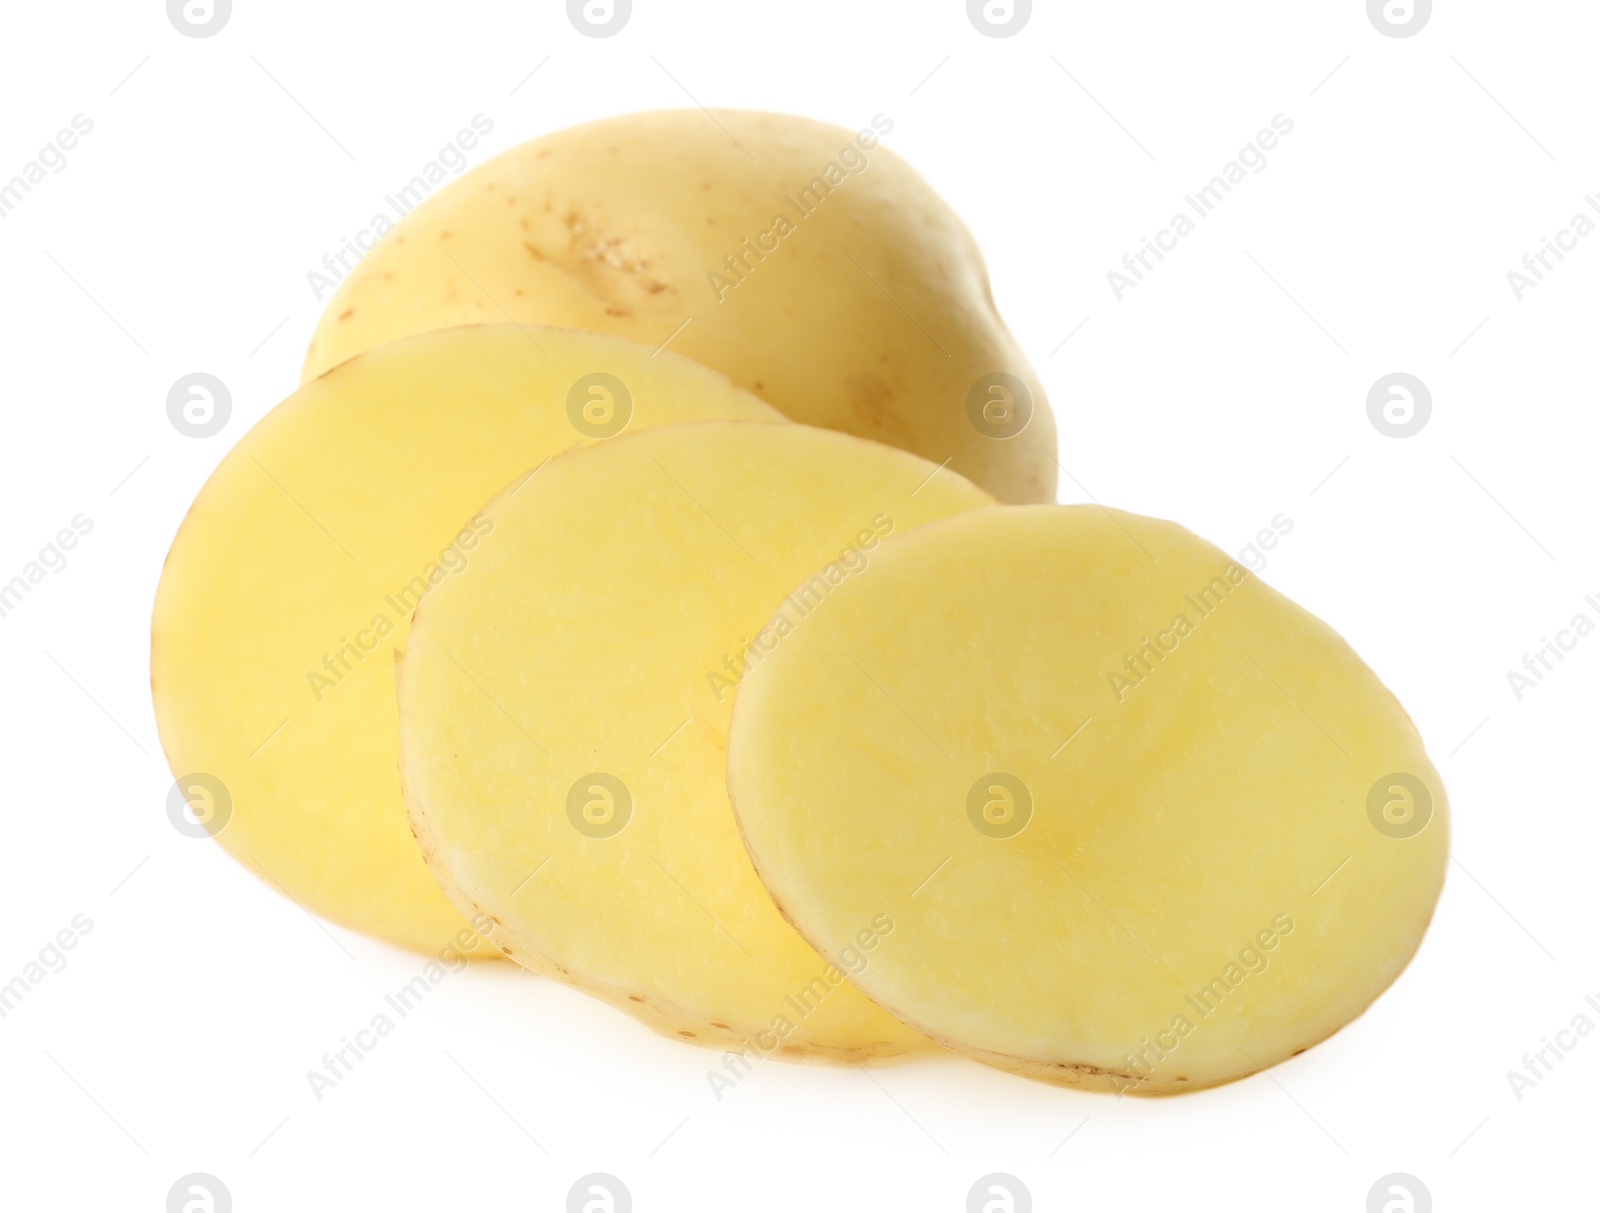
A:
0,1,1593,1209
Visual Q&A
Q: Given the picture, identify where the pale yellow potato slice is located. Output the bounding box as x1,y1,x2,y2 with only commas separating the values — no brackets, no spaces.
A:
151,325,781,955
301,109,1058,505
728,505,1449,1093
396,423,993,1057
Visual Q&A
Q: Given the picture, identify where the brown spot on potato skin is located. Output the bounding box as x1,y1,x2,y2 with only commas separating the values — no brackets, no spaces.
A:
842,371,910,441
338,309,355,322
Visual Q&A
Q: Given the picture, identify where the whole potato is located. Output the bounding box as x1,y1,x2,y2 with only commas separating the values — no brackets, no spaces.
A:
304,109,1057,505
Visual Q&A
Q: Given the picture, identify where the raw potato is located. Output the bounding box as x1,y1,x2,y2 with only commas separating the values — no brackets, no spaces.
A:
302,109,1057,506
396,423,993,1058
727,506,1449,1093
151,325,781,955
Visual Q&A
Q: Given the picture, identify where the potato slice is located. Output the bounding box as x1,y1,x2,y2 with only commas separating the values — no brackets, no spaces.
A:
396,423,993,1057
151,325,781,955
301,110,1058,506
728,505,1449,1092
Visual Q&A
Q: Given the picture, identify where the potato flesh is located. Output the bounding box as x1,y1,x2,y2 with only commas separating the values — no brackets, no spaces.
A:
301,109,1057,506
727,506,1449,1092
151,326,781,955
396,423,993,1057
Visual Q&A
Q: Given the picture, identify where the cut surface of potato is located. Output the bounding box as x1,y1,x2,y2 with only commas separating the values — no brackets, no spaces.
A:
151,325,780,955
727,505,1449,1093
396,422,993,1058
302,109,1057,505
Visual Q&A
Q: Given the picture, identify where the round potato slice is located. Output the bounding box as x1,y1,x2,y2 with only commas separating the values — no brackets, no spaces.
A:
152,325,781,955
396,423,993,1059
728,505,1449,1093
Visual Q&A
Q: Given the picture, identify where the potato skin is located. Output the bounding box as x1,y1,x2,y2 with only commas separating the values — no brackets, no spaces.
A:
303,109,1057,505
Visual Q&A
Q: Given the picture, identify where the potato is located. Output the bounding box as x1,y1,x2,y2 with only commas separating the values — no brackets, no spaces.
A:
396,422,993,1057
151,325,781,955
727,505,1449,1093
302,109,1057,505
